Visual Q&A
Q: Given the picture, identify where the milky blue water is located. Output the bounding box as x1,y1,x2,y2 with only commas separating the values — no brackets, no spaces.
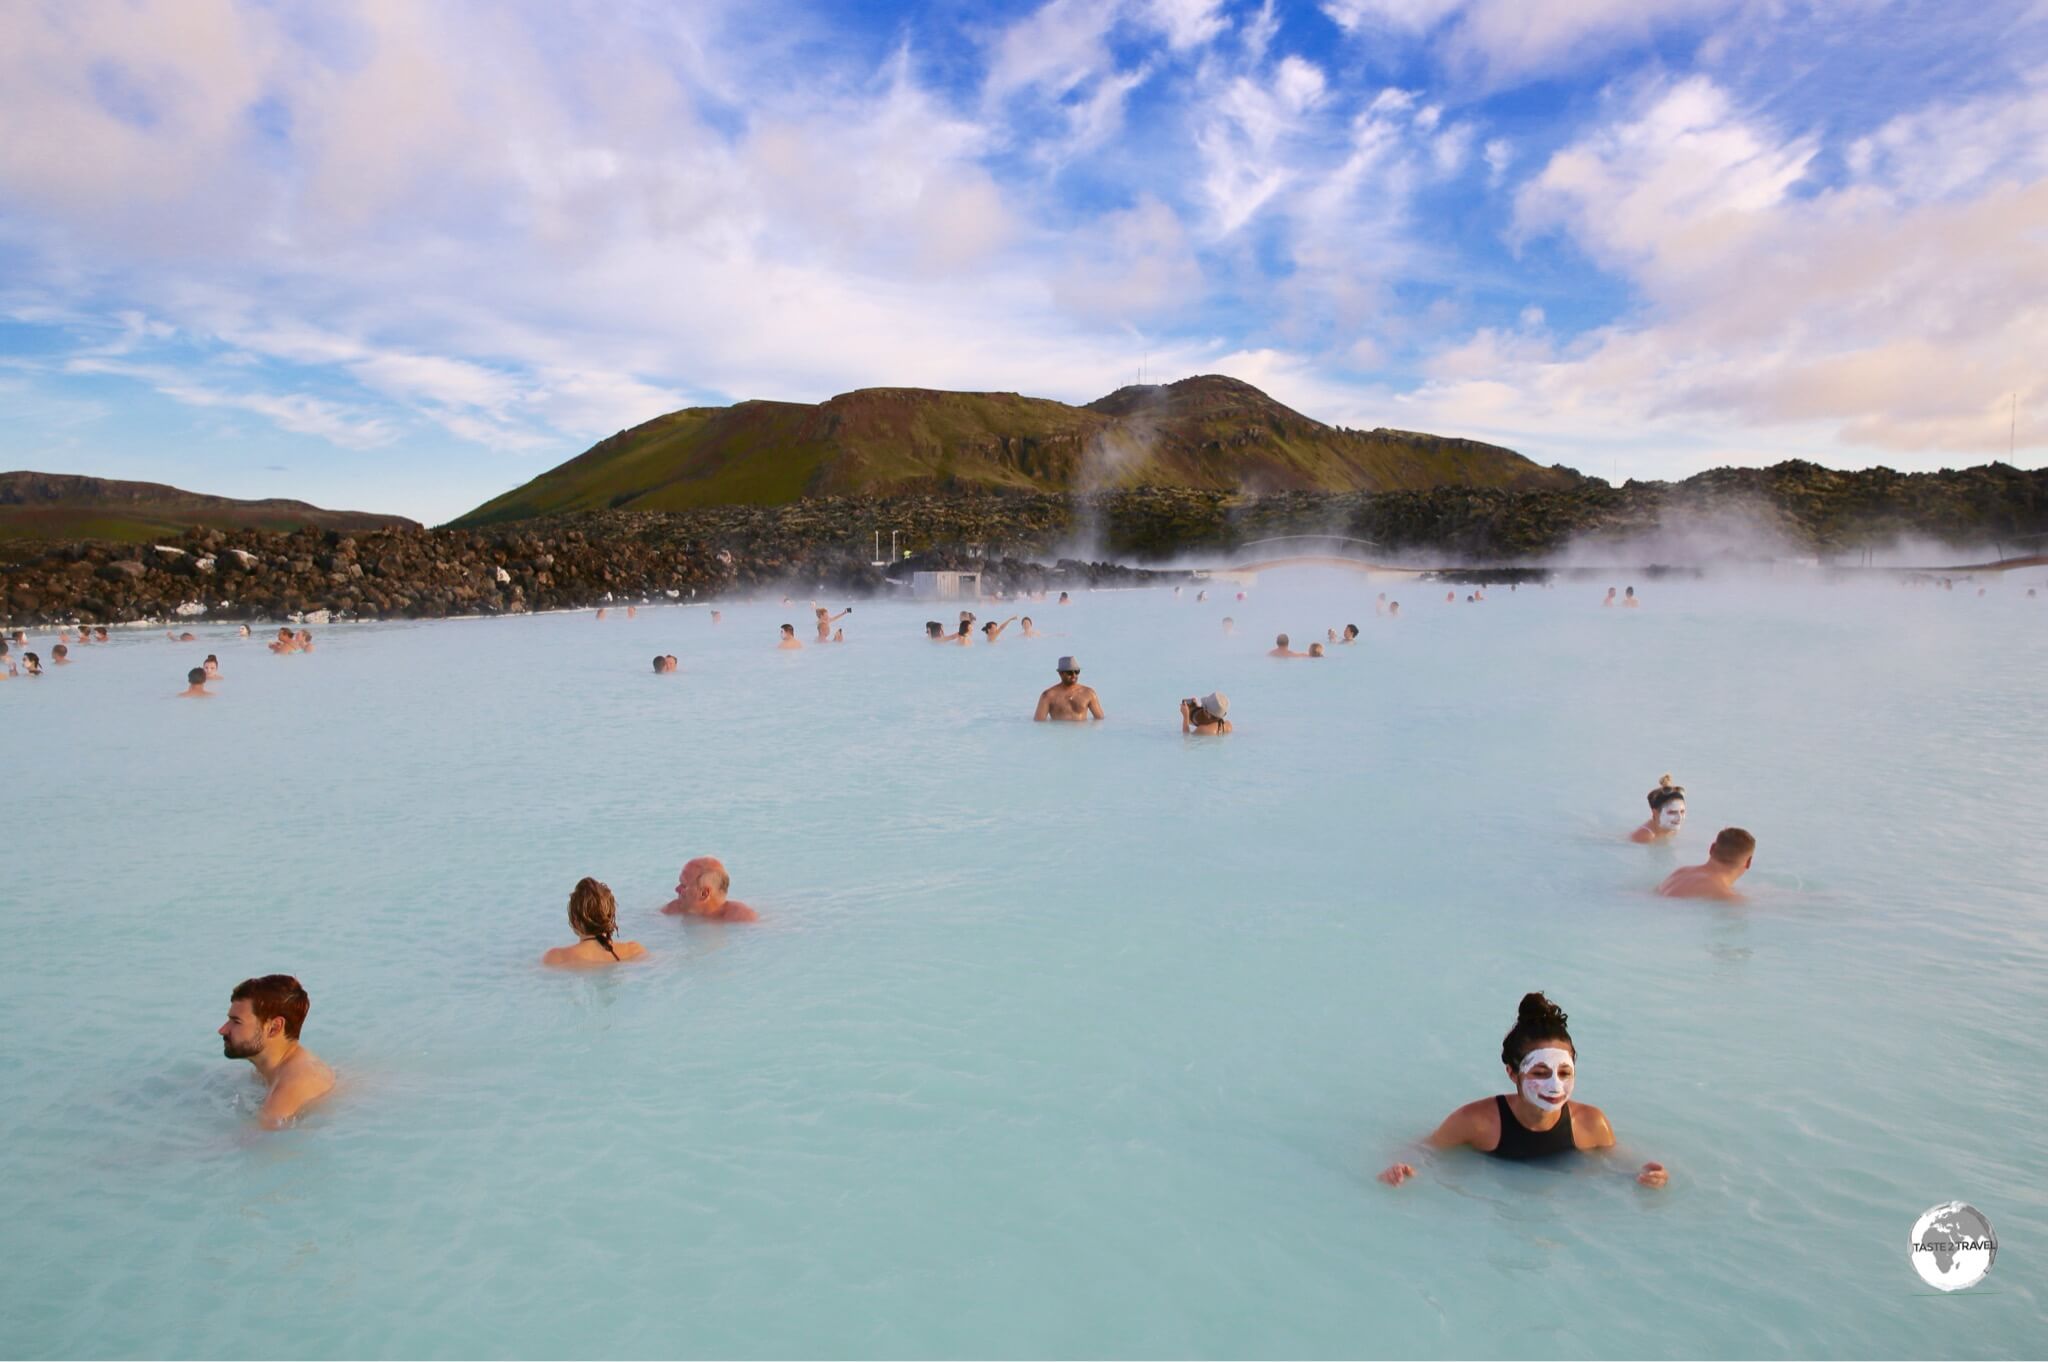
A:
2,573,2044,1359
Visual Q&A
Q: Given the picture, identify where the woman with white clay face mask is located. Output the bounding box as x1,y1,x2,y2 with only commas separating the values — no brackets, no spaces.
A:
1629,773,1687,844
1378,992,1668,1187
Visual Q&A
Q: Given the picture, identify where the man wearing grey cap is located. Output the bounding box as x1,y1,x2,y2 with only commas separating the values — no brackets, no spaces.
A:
1180,691,1231,734
1033,655,1104,722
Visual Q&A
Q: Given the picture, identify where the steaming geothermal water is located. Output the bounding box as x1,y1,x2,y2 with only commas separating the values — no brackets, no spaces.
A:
3,572,2044,1359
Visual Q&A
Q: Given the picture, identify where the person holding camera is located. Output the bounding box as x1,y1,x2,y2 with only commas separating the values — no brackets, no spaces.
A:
1180,691,1231,735
812,603,851,641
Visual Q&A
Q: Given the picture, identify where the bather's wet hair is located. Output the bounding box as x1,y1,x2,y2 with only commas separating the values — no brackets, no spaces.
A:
1647,774,1685,810
780,623,795,636
926,621,943,638
1501,992,1575,1069
1709,827,1756,865
567,877,621,959
1344,624,1359,638
1275,633,1289,647
232,974,310,1040
653,655,666,672
188,667,206,684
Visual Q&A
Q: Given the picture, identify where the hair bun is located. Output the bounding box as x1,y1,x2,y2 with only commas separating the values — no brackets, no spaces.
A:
1518,991,1567,1029
1659,773,1674,787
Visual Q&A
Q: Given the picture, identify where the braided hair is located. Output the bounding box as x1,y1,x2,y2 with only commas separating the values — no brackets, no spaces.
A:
567,877,622,960
1501,992,1575,1069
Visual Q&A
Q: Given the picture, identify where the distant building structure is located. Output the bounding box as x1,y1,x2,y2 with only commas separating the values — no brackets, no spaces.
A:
911,570,983,600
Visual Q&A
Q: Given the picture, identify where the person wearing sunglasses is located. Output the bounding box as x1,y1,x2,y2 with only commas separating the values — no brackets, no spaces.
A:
1033,656,1104,722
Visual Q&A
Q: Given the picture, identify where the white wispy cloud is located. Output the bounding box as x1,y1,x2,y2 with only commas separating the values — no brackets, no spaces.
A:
1141,0,1232,50
1322,0,1748,87
0,0,2040,519
1407,73,2048,463
1195,55,1330,234
65,358,399,449
1050,194,1204,324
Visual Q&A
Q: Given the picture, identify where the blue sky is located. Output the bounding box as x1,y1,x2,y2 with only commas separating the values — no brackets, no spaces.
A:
2,0,2043,524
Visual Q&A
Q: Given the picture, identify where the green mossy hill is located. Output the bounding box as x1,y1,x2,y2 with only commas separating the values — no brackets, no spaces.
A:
451,374,1579,526
0,471,417,559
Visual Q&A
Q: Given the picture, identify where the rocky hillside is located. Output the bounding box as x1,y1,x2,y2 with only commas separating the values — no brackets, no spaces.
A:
452,374,1580,525
1340,459,2048,560
3,461,2041,626
0,471,418,552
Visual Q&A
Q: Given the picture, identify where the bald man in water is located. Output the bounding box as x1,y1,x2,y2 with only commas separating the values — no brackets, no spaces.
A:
663,856,759,921
1657,828,1756,901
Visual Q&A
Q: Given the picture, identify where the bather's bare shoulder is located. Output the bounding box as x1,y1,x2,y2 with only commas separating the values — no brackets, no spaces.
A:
260,1053,335,1129
1568,1101,1616,1147
1433,1097,1497,1148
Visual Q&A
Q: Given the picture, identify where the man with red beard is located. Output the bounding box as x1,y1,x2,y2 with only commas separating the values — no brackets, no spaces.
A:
217,975,334,1130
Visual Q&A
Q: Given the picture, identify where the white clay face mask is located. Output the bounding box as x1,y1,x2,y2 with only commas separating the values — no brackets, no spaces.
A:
1519,1047,1575,1111
1658,799,1687,831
